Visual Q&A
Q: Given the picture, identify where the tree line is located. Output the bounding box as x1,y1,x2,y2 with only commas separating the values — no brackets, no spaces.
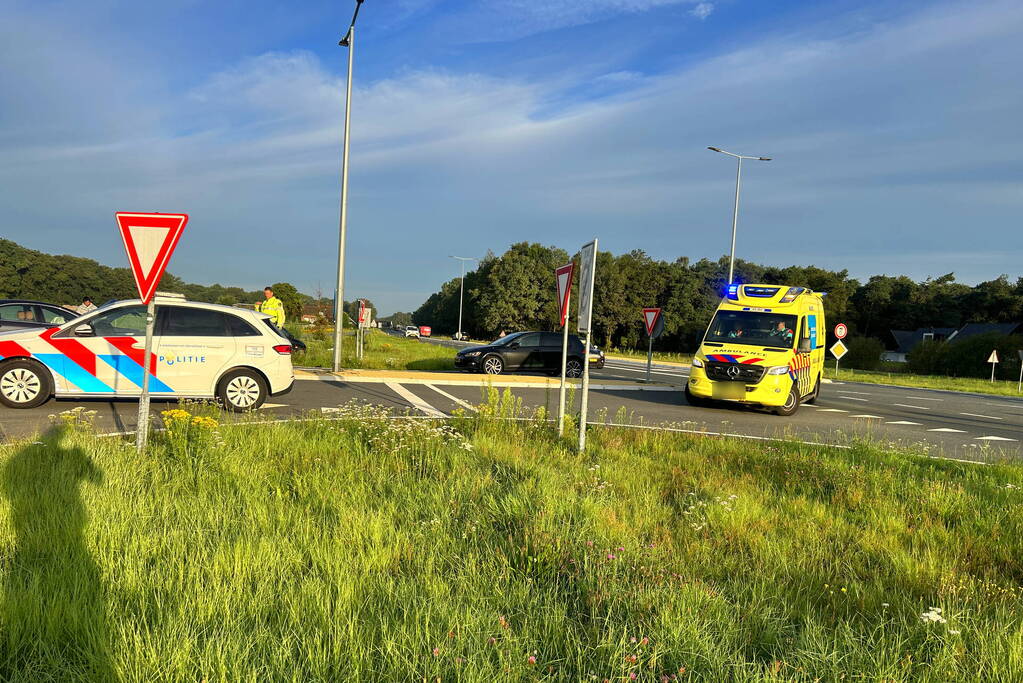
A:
412,242,1023,354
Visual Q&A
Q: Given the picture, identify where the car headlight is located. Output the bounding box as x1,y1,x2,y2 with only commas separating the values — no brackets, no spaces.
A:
691,357,704,367
465,351,482,357
767,365,790,375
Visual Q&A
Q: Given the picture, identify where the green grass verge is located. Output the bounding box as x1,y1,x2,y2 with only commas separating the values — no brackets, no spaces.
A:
2,400,1022,680
827,367,1023,398
290,327,456,371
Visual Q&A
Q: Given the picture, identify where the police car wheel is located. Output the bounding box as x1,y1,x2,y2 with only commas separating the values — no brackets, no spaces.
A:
0,359,52,409
774,385,800,416
217,369,267,412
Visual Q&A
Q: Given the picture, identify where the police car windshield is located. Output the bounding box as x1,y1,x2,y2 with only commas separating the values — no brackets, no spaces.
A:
705,311,798,348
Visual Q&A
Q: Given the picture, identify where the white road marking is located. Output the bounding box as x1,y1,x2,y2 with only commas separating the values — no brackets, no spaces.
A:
815,408,849,413
851,414,884,419
906,396,943,401
385,382,447,418
928,428,967,433
425,384,477,412
839,396,869,401
893,404,931,410
960,412,1003,420
975,436,1018,441
839,391,873,395
887,420,922,425
259,403,288,409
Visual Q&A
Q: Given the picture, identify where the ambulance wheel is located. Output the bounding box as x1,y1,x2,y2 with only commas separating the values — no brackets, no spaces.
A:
0,359,52,409
684,384,708,408
774,385,800,416
217,368,267,412
804,376,821,405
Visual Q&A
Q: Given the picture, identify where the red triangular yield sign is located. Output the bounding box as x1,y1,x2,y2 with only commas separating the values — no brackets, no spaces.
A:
556,263,574,326
115,212,188,304
642,307,661,336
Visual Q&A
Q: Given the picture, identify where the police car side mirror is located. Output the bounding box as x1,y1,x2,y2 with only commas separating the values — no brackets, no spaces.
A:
798,338,811,353
74,324,95,337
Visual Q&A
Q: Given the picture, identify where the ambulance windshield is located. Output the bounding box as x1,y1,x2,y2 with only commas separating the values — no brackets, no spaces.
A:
705,311,798,348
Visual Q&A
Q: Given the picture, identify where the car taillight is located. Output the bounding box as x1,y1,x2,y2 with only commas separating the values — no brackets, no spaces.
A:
273,344,292,354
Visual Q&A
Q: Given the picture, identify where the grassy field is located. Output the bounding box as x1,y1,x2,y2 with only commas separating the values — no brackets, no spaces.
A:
2,399,1023,680
827,366,1023,398
290,327,456,371
607,348,693,365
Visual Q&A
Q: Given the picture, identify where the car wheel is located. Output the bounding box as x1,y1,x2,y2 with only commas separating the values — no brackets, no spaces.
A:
804,376,821,404
0,359,53,409
482,355,504,375
565,358,583,378
684,383,707,408
774,384,800,416
217,368,267,412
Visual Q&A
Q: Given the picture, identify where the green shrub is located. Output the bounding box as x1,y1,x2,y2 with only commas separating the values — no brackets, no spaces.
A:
841,337,884,371
906,339,948,375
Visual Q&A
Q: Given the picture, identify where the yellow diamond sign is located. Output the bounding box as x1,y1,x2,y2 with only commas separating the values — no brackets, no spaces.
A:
830,340,848,360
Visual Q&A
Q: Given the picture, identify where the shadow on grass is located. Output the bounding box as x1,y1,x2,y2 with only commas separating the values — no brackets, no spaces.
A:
405,359,457,372
1,426,116,681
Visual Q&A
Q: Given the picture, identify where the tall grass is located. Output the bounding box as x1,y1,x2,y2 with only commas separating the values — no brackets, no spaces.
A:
2,402,1023,681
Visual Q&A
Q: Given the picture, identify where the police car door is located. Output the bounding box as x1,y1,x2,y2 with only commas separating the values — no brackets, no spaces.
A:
47,304,155,396
155,306,237,397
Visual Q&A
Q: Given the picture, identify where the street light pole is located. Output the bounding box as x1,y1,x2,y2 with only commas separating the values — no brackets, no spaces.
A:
450,255,478,341
332,0,365,373
708,146,771,285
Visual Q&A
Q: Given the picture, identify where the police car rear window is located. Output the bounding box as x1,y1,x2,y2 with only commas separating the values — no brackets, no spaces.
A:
161,307,229,337
226,314,260,336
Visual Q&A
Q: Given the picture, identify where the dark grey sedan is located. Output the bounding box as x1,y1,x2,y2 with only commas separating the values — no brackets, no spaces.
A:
0,300,79,334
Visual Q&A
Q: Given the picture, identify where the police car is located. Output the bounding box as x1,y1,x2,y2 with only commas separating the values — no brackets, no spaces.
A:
0,293,295,411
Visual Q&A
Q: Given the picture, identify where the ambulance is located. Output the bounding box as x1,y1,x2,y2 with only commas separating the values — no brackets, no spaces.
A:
0,294,295,411
685,284,826,416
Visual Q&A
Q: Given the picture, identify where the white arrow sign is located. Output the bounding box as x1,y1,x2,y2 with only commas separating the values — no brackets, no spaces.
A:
988,349,999,364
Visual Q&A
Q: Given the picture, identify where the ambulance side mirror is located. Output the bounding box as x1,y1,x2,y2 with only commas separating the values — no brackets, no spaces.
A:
798,338,811,353
74,324,95,337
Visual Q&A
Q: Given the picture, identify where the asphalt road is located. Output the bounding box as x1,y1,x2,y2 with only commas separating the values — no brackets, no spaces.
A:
3,348,1021,463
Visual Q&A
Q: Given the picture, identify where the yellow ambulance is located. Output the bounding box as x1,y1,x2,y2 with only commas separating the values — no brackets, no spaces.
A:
685,284,826,416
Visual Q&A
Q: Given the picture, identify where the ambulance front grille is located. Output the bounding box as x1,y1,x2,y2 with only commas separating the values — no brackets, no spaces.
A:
705,362,766,383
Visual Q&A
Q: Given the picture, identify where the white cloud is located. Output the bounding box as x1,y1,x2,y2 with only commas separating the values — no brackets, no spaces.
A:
690,3,714,20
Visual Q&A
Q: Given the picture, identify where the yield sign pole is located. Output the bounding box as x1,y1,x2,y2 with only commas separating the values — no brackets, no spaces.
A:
556,263,572,435
115,211,188,452
642,308,661,383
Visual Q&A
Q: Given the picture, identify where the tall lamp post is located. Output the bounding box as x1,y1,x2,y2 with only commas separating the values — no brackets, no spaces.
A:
332,0,366,373
450,255,478,341
707,146,771,285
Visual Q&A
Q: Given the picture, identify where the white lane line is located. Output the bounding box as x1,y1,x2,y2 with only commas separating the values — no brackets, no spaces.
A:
816,408,849,413
839,391,873,395
887,420,922,425
928,428,967,433
975,436,1018,441
906,396,943,401
385,382,447,418
260,403,288,409
425,384,477,412
893,404,931,410
851,414,884,419
960,412,1003,420
839,396,869,401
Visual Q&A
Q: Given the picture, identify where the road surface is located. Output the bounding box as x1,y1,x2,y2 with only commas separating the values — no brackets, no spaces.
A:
2,356,1020,463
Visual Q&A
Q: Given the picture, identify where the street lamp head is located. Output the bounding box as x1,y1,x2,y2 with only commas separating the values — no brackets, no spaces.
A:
758,157,772,161
708,146,723,153
339,34,350,47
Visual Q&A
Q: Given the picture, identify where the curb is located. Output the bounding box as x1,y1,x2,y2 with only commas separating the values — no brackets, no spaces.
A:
293,368,674,391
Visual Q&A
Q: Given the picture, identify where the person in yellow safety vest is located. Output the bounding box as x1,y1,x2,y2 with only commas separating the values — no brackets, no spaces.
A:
256,286,286,327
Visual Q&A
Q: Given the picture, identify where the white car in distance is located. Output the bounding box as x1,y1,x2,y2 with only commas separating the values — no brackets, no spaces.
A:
404,326,420,338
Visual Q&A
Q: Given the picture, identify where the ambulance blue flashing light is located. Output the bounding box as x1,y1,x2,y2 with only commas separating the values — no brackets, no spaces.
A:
726,284,740,300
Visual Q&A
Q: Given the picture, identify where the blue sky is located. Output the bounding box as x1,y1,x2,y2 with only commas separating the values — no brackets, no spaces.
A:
1,0,1021,314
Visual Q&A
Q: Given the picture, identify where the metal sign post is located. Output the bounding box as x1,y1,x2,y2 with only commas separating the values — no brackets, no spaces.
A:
577,240,598,452
988,349,999,382
115,211,188,452
642,308,662,383
1018,350,1022,393
555,263,574,437
136,300,156,453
